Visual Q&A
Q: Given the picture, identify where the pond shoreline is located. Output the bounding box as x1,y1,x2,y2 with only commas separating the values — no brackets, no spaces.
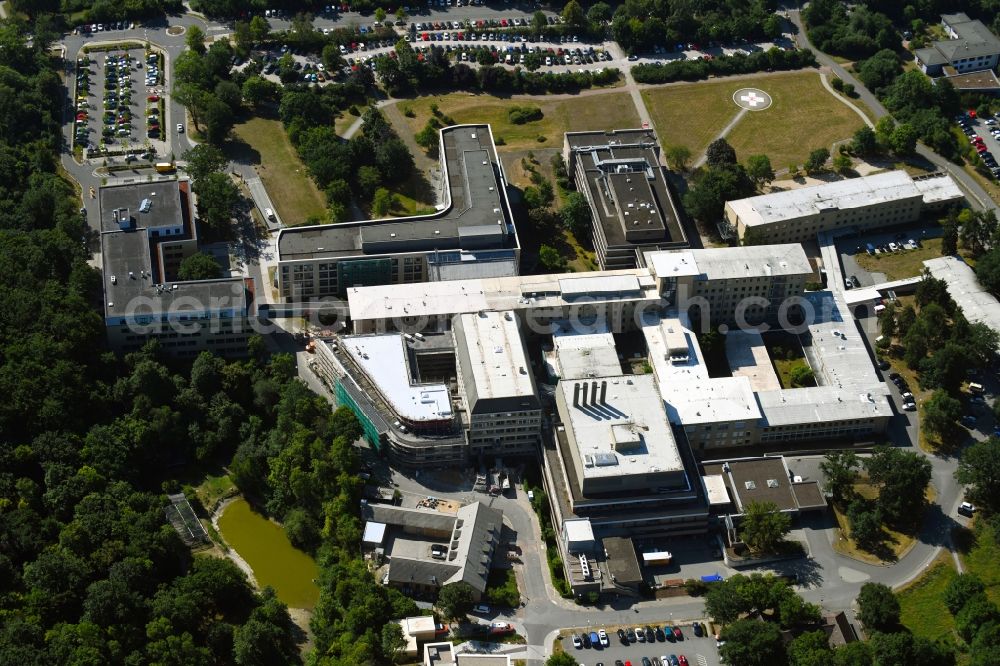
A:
210,495,259,589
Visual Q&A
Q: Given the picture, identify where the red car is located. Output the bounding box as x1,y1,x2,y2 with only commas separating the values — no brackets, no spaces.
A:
147,95,159,102
672,626,683,639
978,145,989,152
679,657,689,666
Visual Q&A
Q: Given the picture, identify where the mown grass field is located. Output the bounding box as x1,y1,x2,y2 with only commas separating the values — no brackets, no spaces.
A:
726,71,866,169
393,91,642,150
644,71,865,169
230,116,327,224
642,79,746,157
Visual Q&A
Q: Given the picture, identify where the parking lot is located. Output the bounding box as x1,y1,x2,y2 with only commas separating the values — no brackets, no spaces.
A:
74,47,164,156
559,623,721,666
957,111,1000,181
836,223,941,288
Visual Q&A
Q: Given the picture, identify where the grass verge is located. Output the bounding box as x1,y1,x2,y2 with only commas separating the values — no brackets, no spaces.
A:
854,237,944,281
898,550,959,644
230,116,327,224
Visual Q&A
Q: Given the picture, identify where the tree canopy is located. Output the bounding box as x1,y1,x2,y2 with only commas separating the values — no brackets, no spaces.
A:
178,252,223,281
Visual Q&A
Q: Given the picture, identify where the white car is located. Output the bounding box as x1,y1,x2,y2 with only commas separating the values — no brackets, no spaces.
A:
959,502,977,517
598,629,609,647
177,123,184,133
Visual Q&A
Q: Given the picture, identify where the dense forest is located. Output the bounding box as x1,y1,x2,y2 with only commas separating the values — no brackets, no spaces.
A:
0,18,412,664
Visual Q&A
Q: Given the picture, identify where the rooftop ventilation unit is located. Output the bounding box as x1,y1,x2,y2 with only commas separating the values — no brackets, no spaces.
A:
579,554,590,579
139,198,151,213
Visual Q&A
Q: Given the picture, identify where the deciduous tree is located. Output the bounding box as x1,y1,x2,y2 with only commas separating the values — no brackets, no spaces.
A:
177,253,222,281
719,619,786,666
857,582,900,632
740,501,791,554
956,439,1000,515
945,573,986,615
745,154,775,189
819,451,861,504
864,446,931,523
437,582,475,619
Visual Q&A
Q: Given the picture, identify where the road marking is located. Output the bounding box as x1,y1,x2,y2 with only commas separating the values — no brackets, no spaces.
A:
697,655,708,666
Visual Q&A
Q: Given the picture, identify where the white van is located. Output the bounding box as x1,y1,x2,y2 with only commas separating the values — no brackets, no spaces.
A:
969,382,984,393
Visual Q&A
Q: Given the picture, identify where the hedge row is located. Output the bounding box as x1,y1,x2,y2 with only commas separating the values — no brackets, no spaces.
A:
631,47,817,84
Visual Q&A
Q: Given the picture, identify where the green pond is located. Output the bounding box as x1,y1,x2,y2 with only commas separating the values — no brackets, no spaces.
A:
217,498,320,610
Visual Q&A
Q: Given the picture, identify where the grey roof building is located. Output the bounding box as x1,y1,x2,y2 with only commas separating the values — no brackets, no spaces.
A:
453,310,542,459
363,501,503,600
275,125,520,301
99,180,252,358
915,13,1000,75
563,129,688,270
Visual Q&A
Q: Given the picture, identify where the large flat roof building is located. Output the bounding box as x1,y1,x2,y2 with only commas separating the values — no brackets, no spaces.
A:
454,311,542,458
564,129,688,270
339,245,890,472
646,244,813,326
924,255,1000,333
99,180,253,358
724,171,964,245
347,268,661,334
641,290,891,452
555,373,686,496
275,125,519,301
915,13,1000,76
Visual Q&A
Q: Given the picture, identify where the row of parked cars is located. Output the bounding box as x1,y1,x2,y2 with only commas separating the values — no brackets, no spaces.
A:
887,372,917,412
76,21,134,34
450,43,610,66
957,113,1000,180
573,622,705,648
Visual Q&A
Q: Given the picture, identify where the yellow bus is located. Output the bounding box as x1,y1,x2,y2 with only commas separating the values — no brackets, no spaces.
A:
155,162,175,173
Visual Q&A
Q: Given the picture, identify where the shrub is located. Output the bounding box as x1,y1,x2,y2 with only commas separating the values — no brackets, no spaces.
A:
507,105,544,124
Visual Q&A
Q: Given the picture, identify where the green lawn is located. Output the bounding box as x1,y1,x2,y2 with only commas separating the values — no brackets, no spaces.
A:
726,71,865,169
393,91,642,151
854,237,944,281
642,71,864,168
642,79,746,157
194,473,235,511
898,551,959,644
230,116,327,225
